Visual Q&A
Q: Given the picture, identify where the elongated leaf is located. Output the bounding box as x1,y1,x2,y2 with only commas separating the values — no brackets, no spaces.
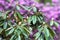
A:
3,13,7,19
50,20,54,26
0,12,3,17
3,22,7,29
38,17,41,23
7,28,14,36
34,32,40,40
49,34,54,40
18,26,28,38
20,5,28,10
38,27,43,32
10,35,15,40
40,16,43,20
39,35,44,40
16,6,20,10
20,5,32,11
44,27,50,37
28,16,32,24
17,35,21,40
33,7,37,12
48,27,56,37
54,21,59,27
25,6,32,11
16,12,23,21
0,22,3,26
32,16,37,24
0,28,3,34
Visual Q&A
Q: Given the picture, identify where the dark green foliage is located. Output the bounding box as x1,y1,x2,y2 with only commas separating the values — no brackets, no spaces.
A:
0,11,56,40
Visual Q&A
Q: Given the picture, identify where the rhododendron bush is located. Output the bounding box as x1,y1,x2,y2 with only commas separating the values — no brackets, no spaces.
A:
0,0,60,40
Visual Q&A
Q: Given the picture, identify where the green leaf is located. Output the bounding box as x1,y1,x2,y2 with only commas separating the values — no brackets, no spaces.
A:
44,0,52,4
44,27,50,37
32,16,37,24
0,12,3,17
25,6,32,11
33,7,37,12
49,34,54,40
38,17,41,23
14,13,17,18
38,35,44,40
38,16,43,23
38,27,43,32
20,5,28,10
17,35,21,40
20,5,32,11
0,28,3,34
19,27,28,38
10,35,15,40
28,16,32,24
14,13,18,22
39,16,43,20
22,32,28,38
35,0,41,2
3,14,7,19
5,10,11,15
3,22,7,29
48,27,56,37
50,20,54,26
16,6,20,10
45,36,48,40
22,27,30,34
18,25,24,32
0,21,3,26
34,32,40,40
29,27,32,32
8,21,13,27
16,12,23,21
18,26,28,38
54,21,59,27
7,28,14,36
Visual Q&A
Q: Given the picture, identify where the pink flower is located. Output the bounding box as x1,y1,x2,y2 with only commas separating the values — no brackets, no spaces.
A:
52,0,59,3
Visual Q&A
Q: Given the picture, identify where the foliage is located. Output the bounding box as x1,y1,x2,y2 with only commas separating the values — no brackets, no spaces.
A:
0,0,60,40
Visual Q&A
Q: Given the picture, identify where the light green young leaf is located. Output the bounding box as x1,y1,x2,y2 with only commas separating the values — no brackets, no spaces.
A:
54,21,59,27
32,16,37,24
0,12,3,17
33,7,37,12
39,35,44,40
50,20,54,26
16,6,20,10
44,27,50,37
18,35,21,40
28,16,32,24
